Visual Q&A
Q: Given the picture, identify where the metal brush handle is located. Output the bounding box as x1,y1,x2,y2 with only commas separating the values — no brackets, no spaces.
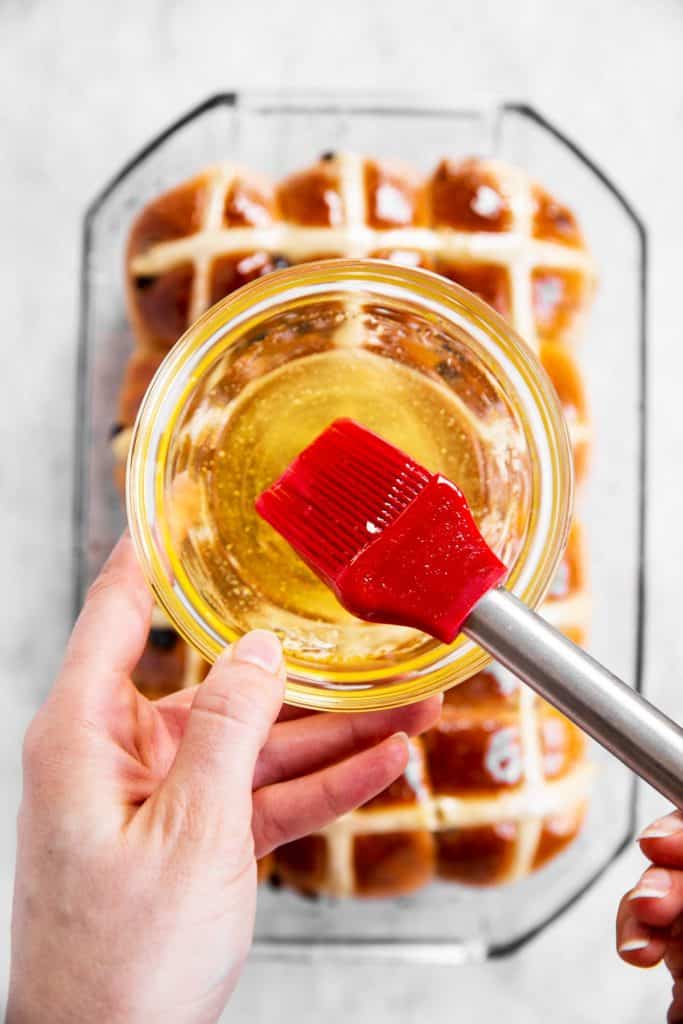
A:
464,588,683,808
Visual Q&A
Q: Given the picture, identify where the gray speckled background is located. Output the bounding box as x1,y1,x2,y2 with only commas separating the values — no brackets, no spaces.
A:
2,1,683,1019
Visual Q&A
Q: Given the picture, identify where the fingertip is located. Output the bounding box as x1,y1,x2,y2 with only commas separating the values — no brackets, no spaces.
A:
232,629,283,677
638,834,683,867
211,631,285,691
166,637,286,813
618,937,650,955
392,729,411,750
617,909,666,968
385,730,411,770
628,867,683,929
356,730,411,795
638,813,683,843
618,932,663,968
628,867,672,903
422,692,445,721
637,813,683,865
100,531,145,586
388,695,442,738
618,939,662,968
212,646,234,673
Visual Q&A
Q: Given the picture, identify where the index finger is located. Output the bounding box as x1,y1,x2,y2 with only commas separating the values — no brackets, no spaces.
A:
60,533,153,695
639,813,683,868
616,893,665,967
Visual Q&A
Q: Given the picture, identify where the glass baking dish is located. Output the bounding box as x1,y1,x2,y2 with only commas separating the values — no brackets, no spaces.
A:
74,93,647,962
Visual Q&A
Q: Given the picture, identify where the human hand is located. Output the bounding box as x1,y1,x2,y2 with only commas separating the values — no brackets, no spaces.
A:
617,811,683,1023
8,535,442,1024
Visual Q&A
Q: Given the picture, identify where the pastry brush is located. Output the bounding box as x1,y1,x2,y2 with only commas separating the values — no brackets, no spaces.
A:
256,418,683,807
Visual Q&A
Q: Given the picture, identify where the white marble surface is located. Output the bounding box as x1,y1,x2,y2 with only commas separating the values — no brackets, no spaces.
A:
3,0,683,1019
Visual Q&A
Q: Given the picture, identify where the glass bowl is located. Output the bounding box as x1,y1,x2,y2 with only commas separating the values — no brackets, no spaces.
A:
126,258,572,711
75,94,646,960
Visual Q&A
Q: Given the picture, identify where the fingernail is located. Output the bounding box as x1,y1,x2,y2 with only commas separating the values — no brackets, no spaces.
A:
392,730,411,754
638,815,683,841
628,868,672,901
619,938,650,953
232,630,283,675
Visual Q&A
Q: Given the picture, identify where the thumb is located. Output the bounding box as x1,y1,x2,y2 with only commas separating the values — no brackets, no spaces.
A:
159,630,285,830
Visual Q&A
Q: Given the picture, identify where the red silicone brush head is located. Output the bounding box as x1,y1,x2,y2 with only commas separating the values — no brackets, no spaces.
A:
256,418,507,643
255,419,432,583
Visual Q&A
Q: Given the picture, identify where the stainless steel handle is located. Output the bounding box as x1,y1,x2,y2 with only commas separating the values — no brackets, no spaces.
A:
465,588,683,808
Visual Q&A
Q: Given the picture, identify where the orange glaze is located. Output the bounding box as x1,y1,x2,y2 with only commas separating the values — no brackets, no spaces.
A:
223,176,275,227
277,164,343,226
532,186,583,247
353,831,435,897
436,823,519,885
127,174,208,258
436,261,512,319
424,714,523,794
364,159,424,228
208,252,284,307
130,264,195,350
430,158,512,232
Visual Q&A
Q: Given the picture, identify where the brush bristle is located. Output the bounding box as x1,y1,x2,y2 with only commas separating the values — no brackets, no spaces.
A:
256,419,432,582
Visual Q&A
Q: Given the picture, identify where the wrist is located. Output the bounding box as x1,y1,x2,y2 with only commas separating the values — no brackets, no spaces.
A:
7,974,233,1024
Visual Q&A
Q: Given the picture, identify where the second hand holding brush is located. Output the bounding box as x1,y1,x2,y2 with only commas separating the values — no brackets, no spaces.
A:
256,418,683,807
